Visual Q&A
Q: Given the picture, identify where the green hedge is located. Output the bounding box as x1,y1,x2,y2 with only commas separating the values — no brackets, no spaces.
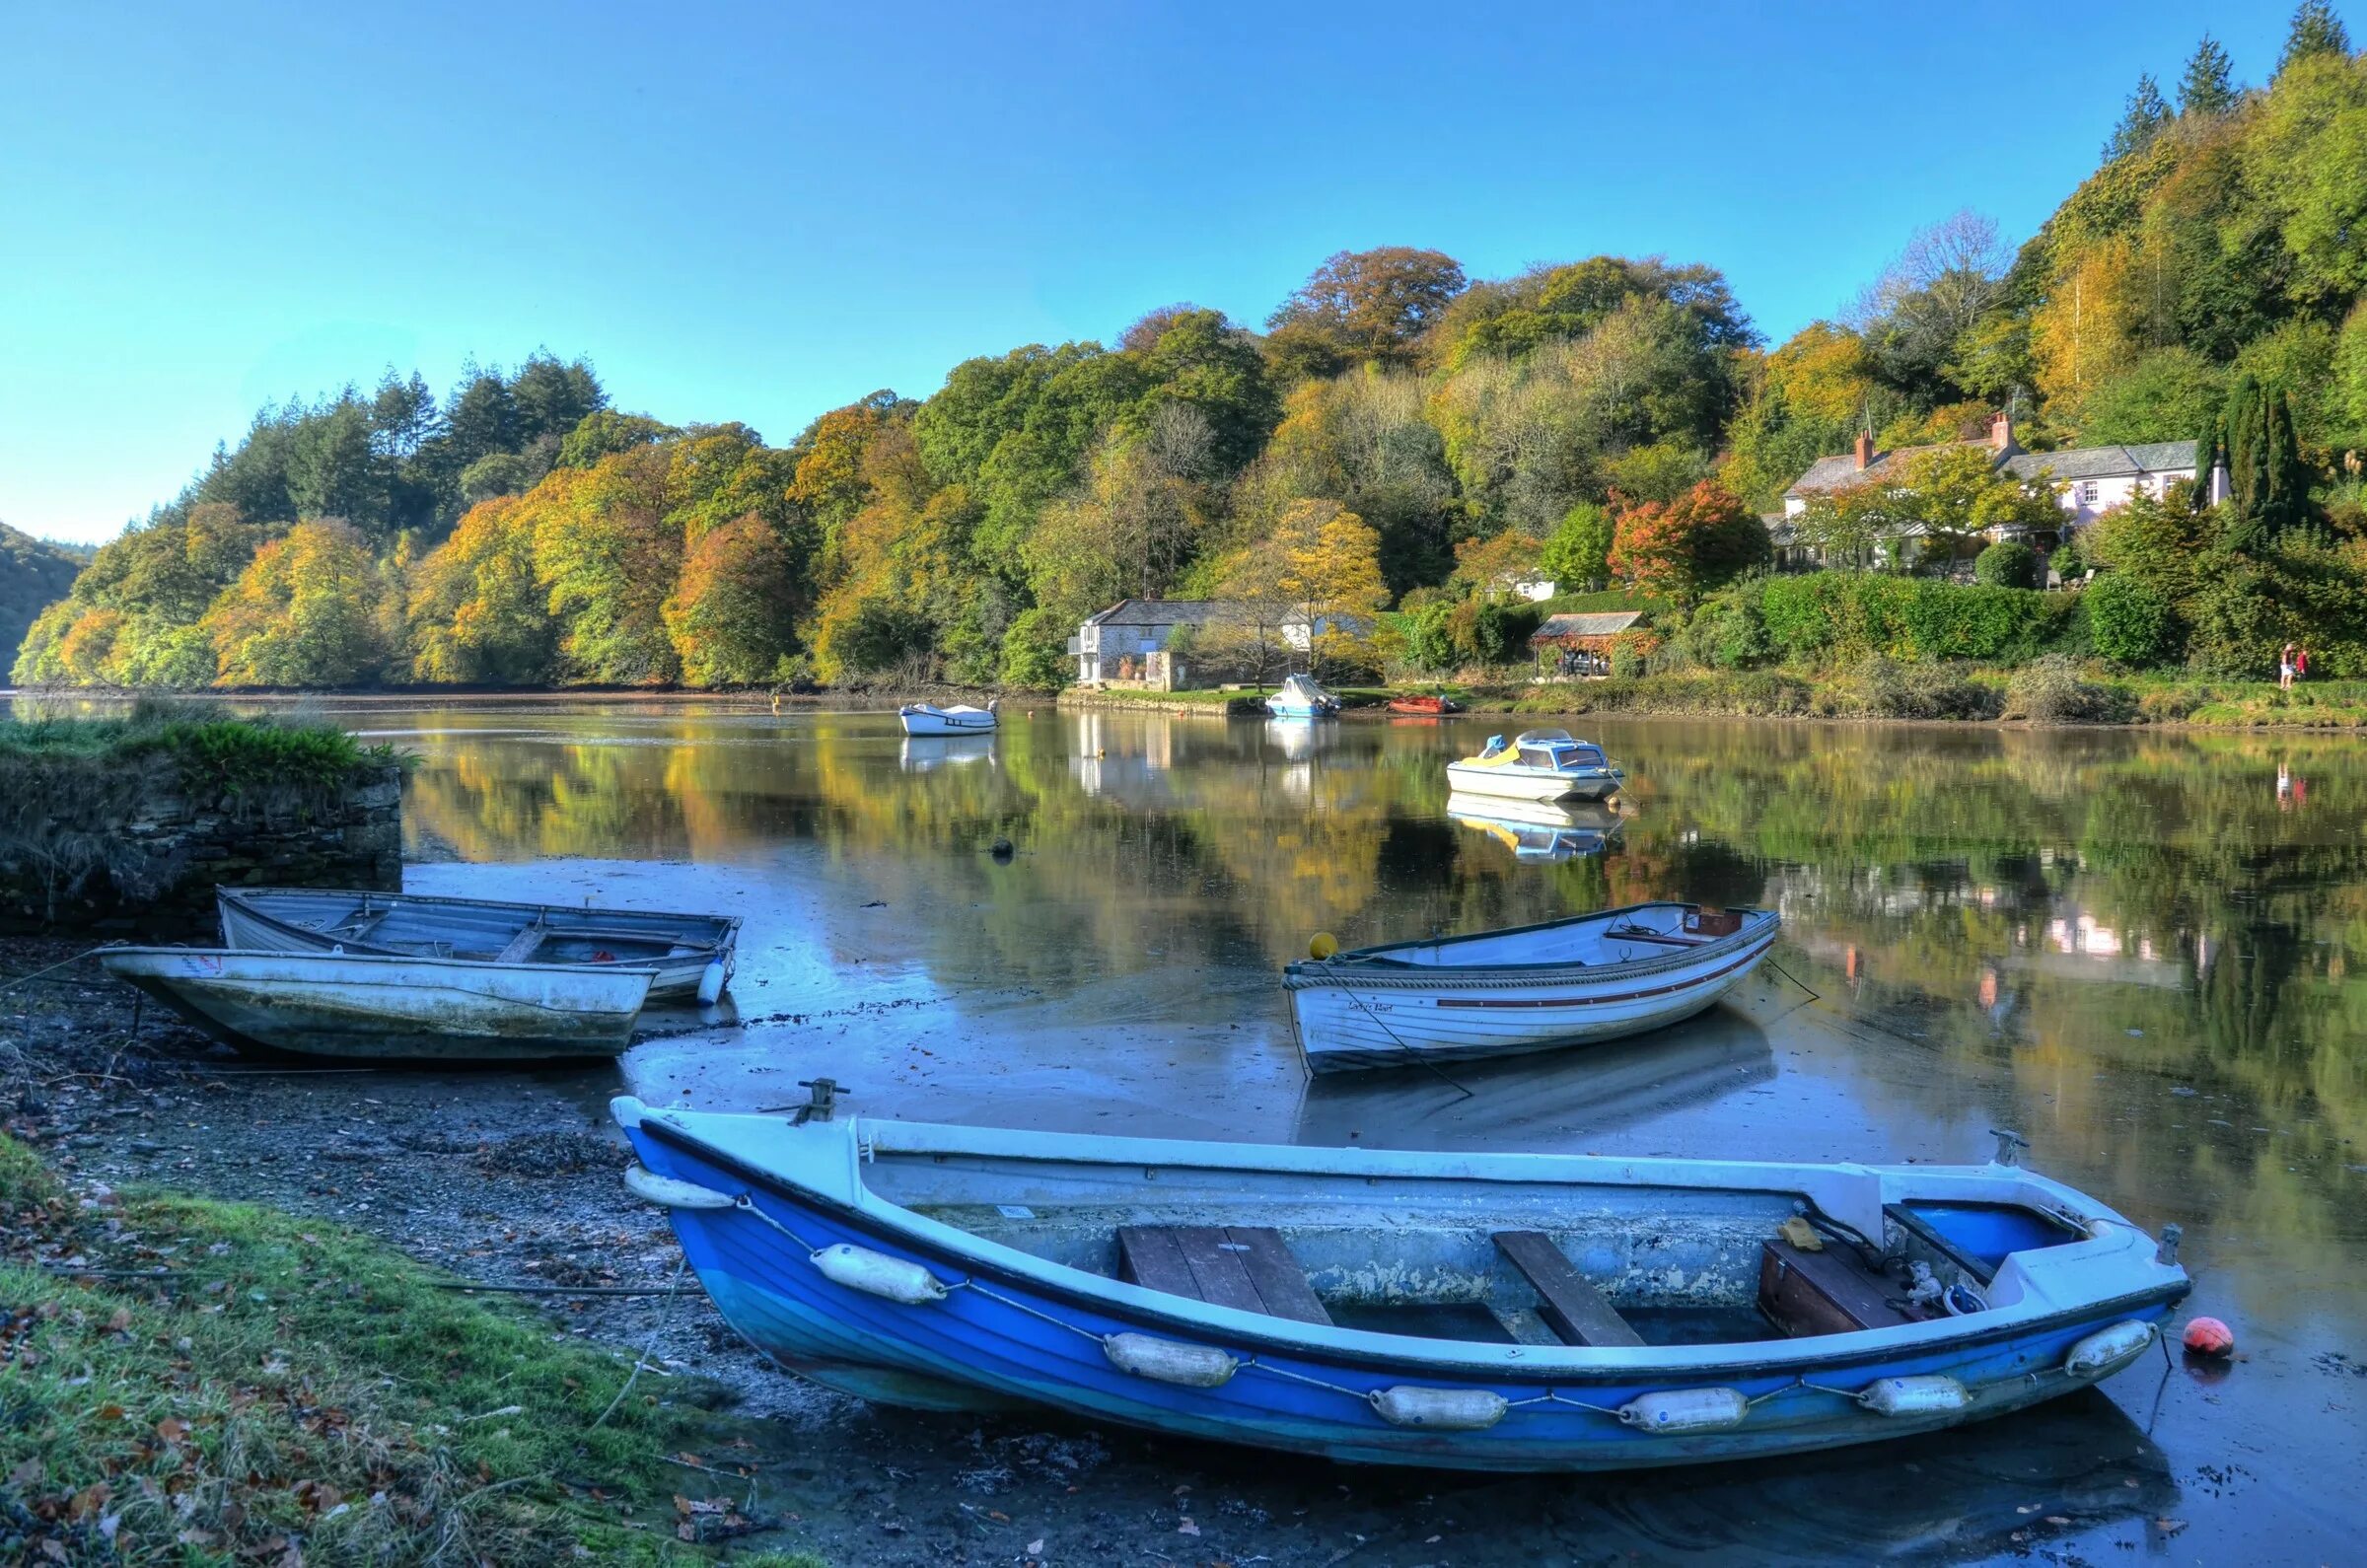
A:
1748,573,2074,665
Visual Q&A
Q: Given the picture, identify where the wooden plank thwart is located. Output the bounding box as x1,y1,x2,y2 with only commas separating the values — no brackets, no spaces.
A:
1491,1231,1644,1347
1757,1239,1917,1336
1116,1225,1331,1325
494,923,548,963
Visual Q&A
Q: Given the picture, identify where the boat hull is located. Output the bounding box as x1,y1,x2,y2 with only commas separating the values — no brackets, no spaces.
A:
216,888,737,1000
1286,906,1778,1073
1445,761,1620,802
102,948,650,1060
898,705,997,736
615,1106,2188,1472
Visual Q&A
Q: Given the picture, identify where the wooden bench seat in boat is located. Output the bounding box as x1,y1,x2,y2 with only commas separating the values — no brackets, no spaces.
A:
1758,1238,1917,1336
1115,1225,1332,1325
494,922,549,963
1491,1231,1644,1347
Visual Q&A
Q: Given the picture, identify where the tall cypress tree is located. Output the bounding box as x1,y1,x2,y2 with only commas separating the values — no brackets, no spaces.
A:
2278,1,2351,76
2191,408,2223,513
2178,34,2240,115
2222,375,2268,545
2261,390,2306,535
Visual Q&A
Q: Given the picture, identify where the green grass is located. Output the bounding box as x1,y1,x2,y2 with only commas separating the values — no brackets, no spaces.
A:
0,703,402,793
0,1133,820,1566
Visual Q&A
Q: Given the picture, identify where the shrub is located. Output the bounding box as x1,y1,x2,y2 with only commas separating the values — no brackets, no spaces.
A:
2082,572,2176,666
1973,539,2040,589
998,606,1069,688
2002,655,2135,723
1446,596,1542,666
1836,657,2002,720
2049,535,2086,581
1682,588,1772,670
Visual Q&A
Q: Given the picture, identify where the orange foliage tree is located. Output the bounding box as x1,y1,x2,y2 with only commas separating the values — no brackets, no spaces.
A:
1606,480,1770,606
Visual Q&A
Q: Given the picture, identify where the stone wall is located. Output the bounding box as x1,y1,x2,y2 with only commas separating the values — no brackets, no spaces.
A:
0,759,402,937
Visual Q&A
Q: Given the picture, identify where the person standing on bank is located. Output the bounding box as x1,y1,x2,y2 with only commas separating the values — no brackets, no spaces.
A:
2280,642,2298,691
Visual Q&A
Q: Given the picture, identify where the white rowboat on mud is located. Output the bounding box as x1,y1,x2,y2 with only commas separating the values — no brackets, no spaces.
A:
101,947,653,1061
1284,901,1780,1073
215,886,738,1002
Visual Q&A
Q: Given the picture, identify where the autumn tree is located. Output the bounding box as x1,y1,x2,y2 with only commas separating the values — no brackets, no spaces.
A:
529,451,684,684
406,496,555,684
664,513,801,685
1276,500,1389,676
202,520,394,686
1267,248,1468,366
1607,481,1770,604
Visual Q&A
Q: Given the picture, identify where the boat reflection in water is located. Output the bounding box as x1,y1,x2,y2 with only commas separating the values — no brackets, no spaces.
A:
1448,793,1625,862
1293,1009,1774,1149
899,735,997,772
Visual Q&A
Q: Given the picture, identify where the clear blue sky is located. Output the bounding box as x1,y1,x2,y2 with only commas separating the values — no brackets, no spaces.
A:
0,1,2306,544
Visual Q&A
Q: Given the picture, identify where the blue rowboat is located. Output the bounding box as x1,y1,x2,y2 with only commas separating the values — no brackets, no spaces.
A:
613,1095,2188,1471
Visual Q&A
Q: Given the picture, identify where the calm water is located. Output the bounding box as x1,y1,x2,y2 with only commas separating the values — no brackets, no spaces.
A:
191,701,2367,1558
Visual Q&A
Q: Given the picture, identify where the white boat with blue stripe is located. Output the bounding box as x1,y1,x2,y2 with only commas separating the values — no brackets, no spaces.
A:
1285,901,1780,1074
614,1094,2190,1472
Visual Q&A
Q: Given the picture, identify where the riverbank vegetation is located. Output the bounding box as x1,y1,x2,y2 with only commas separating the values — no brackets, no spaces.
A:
17,14,2367,698
0,1134,817,1566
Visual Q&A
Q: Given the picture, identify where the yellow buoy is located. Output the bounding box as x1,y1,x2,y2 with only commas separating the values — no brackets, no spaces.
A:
1309,931,1339,961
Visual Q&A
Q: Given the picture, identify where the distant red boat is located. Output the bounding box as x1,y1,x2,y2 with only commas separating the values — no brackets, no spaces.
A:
1386,693,1463,715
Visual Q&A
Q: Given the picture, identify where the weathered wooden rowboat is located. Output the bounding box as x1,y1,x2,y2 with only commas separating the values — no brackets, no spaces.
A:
614,1094,2190,1472
1284,901,1779,1074
102,948,652,1060
216,887,738,1002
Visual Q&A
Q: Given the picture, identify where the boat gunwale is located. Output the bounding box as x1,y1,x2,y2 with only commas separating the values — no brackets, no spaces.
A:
1283,902,1778,983
217,887,744,950
627,1108,2188,1384
104,945,663,995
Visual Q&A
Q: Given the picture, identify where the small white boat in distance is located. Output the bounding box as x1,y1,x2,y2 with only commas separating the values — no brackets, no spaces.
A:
101,948,652,1061
898,700,998,736
216,887,738,1002
1284,901,1779,1073
1265,674,1341,718
1446,730,1623,802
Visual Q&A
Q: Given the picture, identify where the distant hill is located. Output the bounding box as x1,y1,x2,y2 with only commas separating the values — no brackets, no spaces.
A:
2,522,86,676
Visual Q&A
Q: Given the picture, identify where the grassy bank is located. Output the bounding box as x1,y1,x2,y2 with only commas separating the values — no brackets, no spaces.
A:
0,1134,816,1566
1055,668,2367,728
0,701,400,793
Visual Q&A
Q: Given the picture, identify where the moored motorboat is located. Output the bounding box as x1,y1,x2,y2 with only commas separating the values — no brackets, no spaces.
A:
1265,674,1340,718
614,1092,2190,1472
216,886,738,1002
898,700,999,736
1446,730,1623,802
1284,901,1777,1073
102,947,652,1060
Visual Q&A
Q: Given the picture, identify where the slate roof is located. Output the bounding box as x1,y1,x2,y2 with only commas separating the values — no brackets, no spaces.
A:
1784,440,1996,498
1085,599,1235,628
1531,610,1644,643
2004,441,2197,482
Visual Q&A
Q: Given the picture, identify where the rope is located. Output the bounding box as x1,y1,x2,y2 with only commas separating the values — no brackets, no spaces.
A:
1302,958,1471,1100
0,946,112,994
590,1250,688,1429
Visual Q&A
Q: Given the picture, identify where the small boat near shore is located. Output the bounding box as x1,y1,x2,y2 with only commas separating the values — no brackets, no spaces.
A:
1386,692,1462,716
216,887,738,1002
1284,901,1778,1073
102,948,652,1060
898,701,999,736
1447,730,1623,802
614,1092,2189,1471
1265,674,1340,718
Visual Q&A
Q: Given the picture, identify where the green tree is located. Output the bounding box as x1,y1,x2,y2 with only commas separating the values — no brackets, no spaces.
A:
1267,248,1468,366
1973,538,2040,588
2084,572,2178,664
1541,502,1615,592
201,520,394,686
406,495,555,684
2075,348,2228,444
2105,73,2173,159
2178,34,2240,115
284,396,384,527
2220,374,2311,541
2278,2,2351,75
558,411,675,468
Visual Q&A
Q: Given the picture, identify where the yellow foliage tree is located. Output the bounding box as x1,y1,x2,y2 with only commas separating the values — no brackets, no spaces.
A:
1275,500,1387,676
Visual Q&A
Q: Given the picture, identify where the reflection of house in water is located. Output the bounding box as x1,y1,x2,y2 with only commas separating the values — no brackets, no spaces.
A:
1066,713,1185,801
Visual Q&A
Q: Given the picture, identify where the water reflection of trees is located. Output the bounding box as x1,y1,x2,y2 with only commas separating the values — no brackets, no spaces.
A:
403,708,2367,1305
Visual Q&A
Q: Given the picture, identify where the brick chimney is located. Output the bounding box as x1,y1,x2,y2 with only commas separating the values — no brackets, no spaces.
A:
1988,411,2014,452
1853,431,1874,470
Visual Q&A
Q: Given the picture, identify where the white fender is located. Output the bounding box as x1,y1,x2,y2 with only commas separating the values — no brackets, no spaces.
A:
1369,1386,1508,1430
1103,1333,1238,1388
1857,1375,1970,1416
2065,1319,2155,1377
1618,1387,1749,1433
622,1163,735,1210
811,1243,948,1304
697,957,729,1006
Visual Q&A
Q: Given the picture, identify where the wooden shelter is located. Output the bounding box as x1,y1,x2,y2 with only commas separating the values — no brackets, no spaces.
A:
1529,610,1643,677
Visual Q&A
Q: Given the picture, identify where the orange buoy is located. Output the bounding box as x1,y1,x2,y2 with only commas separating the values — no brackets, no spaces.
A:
2182,1316,2235,1356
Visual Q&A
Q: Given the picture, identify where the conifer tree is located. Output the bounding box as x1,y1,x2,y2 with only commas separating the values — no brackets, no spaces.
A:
2104,72,2173,159
2177,34,2240,115
2277,1,2351,76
